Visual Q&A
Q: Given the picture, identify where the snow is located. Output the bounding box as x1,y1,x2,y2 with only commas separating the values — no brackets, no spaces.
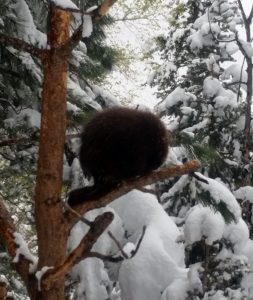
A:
234,186,253,203
4,108,41,129
184,205,225,246
68,190,186,300
68,207,125,299
82,15,93,38
118,225,187,300
35,266,54,291
188,263,203,293
223,218,249,253
68,207,125,255
73,258,112,300
195,173,242,221
221,63,247,87
156,87,196,114
161,277,189,300
67,78,102,110
0,275,8,285
111,190,186,300
12,0,47,48
172,28,186,42
51,0,78,10
206,55,220,74
203,77,238,108
13,232,38,272
239,39,253,58
92,85,120,108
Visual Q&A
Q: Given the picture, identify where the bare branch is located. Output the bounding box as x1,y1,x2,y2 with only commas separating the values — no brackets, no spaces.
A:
131,226,146,257
248,4,253,23
89,225,147,262
88,251,123,262
0,33,45,59
108,231,128,258
65,160,201,224
41,212,114,290
237,0,248,25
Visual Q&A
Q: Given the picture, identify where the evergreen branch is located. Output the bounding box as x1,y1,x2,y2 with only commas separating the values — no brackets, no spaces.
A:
207,7,236,43
0,133,80,148
65,160,201,225
41,212,114,291
0,137,34,148
0,197,32,287
0,33,45,59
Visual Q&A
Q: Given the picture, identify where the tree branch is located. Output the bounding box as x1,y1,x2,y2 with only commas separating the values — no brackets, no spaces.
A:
0,197,31,286
93,0,118,20
0,33,45,59
41,211,113,290
0,133,80,148
89,225,147,262
66,160,201,224
59,0,118,56
248,4,253,23
237,0,248,26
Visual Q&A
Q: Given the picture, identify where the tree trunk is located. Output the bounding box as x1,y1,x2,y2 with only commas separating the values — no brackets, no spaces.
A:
33,4,70,300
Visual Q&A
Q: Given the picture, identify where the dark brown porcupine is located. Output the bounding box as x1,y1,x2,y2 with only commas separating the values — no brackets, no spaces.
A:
68,107,169,206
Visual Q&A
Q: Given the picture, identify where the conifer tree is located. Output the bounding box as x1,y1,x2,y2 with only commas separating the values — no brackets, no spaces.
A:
151,0,253,298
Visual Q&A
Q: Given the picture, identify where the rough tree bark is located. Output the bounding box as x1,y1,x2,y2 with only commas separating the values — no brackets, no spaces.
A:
33,4,71,300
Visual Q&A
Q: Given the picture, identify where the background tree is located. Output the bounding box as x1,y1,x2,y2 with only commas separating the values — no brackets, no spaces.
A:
149,0,253,298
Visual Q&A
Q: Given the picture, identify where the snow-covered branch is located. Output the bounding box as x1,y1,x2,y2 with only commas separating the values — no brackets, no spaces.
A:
0,33,45,59
59,0,118,54
41,212,113,290
65,160,201,224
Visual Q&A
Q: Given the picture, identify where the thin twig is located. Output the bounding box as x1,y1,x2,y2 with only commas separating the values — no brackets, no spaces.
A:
108,231,128,258
237,57,246,102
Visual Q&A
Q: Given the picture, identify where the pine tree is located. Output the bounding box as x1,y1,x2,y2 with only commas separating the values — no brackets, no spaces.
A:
151,0,253,298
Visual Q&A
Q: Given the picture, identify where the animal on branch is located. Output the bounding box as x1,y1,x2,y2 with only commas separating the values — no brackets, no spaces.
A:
68,107,169,206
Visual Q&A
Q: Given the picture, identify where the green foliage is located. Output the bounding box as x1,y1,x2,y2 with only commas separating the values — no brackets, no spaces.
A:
196,190,236,223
